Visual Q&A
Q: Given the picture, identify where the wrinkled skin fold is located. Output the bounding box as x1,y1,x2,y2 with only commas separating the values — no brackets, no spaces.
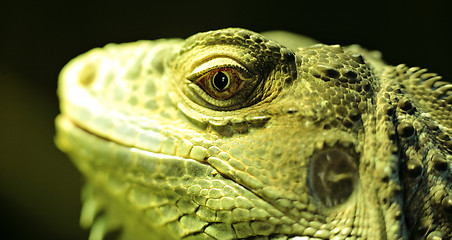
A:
55,28,452,239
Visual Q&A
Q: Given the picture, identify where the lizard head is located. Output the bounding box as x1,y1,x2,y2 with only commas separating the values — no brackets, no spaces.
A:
56,28,451,239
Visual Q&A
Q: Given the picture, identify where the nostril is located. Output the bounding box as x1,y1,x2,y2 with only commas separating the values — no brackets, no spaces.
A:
78,61,99,86
308,148,359,208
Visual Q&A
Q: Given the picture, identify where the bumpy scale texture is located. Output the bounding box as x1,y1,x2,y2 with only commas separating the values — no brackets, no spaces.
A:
55,28,452,240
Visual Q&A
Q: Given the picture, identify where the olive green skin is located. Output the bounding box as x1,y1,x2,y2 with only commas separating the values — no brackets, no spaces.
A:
56,28,451,239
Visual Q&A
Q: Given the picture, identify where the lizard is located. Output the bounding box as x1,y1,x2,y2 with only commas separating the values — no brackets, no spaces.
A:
55,28,452,240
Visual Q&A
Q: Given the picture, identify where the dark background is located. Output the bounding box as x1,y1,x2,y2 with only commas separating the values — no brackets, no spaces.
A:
1,0,450,239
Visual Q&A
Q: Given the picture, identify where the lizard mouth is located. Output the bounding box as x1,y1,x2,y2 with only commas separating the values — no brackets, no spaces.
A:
57,113,211,162
68,117,113,143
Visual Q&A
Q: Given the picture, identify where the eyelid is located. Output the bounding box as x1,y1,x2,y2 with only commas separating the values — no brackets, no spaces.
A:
186,57,252,81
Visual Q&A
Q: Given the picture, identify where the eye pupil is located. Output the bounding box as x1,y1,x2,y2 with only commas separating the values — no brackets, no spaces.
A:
213,72,229,91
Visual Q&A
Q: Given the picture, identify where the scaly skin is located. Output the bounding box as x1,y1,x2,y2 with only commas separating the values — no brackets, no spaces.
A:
55,28,452,239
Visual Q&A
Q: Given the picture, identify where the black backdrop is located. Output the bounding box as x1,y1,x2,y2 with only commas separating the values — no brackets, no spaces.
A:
1,1,451,239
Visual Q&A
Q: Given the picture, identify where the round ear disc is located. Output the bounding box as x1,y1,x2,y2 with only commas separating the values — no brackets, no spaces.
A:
308,149,359,208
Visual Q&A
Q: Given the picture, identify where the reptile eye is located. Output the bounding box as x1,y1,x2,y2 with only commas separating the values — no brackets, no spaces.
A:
194,68,245,100
185,56,256,109
308,149,359,208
